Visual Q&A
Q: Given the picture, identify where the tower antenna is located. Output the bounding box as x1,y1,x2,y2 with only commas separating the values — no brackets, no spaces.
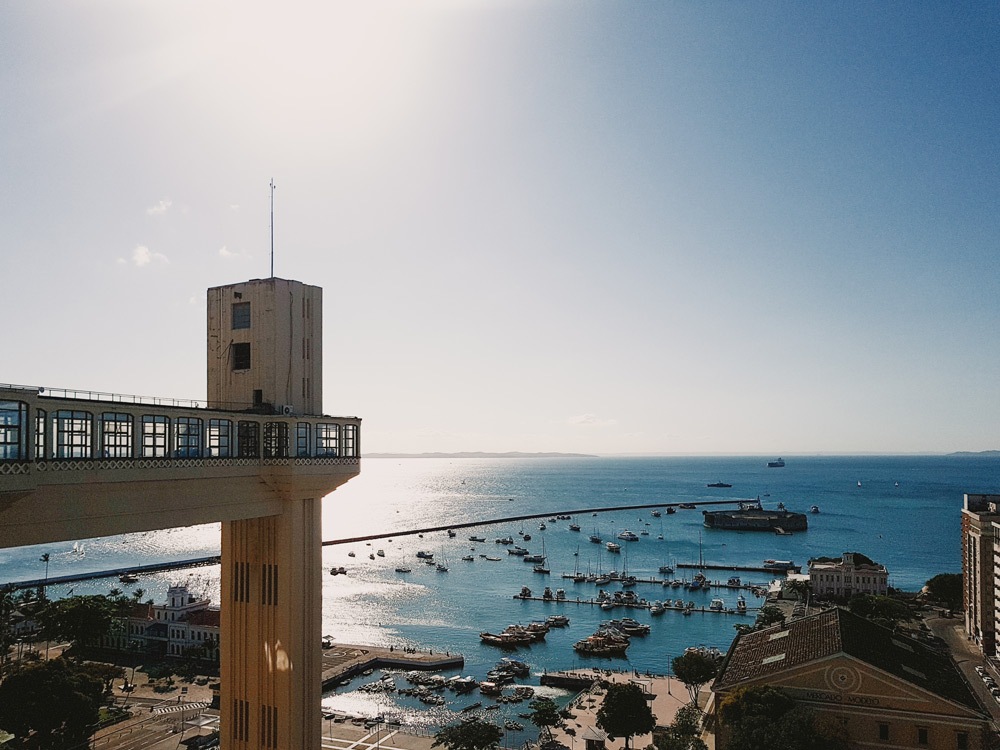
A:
269,178,276,278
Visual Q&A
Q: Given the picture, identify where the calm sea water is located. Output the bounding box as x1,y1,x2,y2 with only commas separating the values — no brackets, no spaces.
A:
3,455,998,728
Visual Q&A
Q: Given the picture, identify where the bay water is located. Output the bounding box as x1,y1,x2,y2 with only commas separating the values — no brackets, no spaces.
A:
2,455,998,728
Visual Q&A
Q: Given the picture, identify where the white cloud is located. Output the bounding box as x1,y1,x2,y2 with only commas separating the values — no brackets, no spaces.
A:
568,413,618,428
229,204,240,212
219,245,249,260
146,198,172,216
131,245,169,267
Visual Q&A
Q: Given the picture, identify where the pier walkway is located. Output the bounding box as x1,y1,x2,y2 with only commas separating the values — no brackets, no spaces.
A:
323,501,741,546
1,556,221,592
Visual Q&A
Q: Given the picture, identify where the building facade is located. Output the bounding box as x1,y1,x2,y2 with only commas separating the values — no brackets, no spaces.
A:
105,584,220,661
710,608,990,750
809,552,888,598
962,494,1000,657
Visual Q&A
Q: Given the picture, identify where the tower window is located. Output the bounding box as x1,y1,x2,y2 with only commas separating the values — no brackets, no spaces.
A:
232,302,251,330
232,343,251,370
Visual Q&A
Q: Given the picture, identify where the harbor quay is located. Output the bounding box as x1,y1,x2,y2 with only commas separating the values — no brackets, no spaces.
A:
321,643,465,691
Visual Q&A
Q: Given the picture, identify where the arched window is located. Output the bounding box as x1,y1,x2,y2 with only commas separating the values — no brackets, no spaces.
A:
100,413,133,458
54,410,93,459
0,401,28,460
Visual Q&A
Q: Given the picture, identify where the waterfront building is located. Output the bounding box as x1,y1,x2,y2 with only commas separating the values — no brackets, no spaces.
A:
961,494,1000,657
0,276,360,750
105,584,220,660
808,552,888,599
709,608,990,749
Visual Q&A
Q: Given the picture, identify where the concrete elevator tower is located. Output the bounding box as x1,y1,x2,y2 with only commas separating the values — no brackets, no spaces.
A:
209,277,333,750
207,278,323,416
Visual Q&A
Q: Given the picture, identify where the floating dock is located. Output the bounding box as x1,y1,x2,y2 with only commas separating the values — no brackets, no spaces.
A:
321,643,464,690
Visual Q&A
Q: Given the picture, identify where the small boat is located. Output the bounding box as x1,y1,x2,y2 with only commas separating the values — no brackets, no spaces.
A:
707,482,732,488
461,702,482,712
461,555,475,561
589,532,602,544
484,556,501,561
542,587,554,600
538,522,546,530
519,586,532,598
395,566,411,573
606,542,621,553
617,530,639,542
651,510,661,517
369,553,375,559
709,598,725,611
649,600,665,615
727,576,741,586
447,529,456,537
416,551,434,559
767,458,785,468
470,536,487,542
348,551,356,557
119,573,139,584
640,529,649,536
678,503,696,510
329,566,347,576
659,564,674,574
496,537,514,545
522,534,531,541
569,523,581,531
774,527,793,536
533,565,550,574
436,563,449,572
858,481,862,487
547,614,569,626
376,549,385,557
665,506,677,514
736,595,747,612
810,505,819,514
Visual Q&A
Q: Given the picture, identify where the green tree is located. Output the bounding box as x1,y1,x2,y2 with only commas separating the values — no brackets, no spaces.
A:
784,579,810,601
0,658,107,748
717,685,846,750
925,573,962,610
848,594,913,629
528,697,563,742
37,595,116,646
595,682,656,750
432,717,504,750
654,703,707,750
672,651,719,704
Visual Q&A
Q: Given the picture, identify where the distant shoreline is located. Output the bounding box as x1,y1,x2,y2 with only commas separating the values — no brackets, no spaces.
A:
363,451,598,459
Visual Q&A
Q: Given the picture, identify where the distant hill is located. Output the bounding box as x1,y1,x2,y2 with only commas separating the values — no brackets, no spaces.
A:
364,451,598,459
948,450,1000,457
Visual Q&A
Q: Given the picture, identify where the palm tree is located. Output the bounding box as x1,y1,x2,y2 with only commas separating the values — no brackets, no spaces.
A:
38,554,50,601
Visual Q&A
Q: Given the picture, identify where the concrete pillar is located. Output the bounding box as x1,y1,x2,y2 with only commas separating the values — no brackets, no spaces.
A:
221,496,323,750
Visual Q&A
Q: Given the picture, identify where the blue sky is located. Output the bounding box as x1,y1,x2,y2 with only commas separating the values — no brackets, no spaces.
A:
2,2,998,454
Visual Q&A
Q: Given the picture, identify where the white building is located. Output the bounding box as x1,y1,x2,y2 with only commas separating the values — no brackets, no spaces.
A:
808,552,888,598
107,583,219,661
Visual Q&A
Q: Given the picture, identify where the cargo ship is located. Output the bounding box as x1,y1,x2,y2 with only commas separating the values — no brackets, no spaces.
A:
702,497,808,532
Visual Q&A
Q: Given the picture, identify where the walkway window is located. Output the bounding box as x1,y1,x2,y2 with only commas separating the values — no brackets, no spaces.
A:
878,723,889,741
917,727,928,745
342,424,357,457
0,401,27,460
232,342,251,371
175,417,203,458
207,419,232,457
958,731,968,750
100,413,133,459
237,421,259,458
295,423,311,457
142,415,169,458
232,302,251,330
34,409,46,459
263,422,288,458
315,423,339,457
55,410,93,459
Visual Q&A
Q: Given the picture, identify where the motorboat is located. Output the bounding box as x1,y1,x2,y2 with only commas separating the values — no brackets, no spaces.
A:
707,482,732,488
538,523,546,530
810,505,820,513
348,551,356,557
649,600,665,615
666,506,677,514
547,614,570,627
376,549,385,557
651,510,661,517
447,530,456,537
329,566,347,576
709,598,725,611
589,533,603,544
496,536,514,545
606,541,621,553
395,566,411,573
617,530,639,541
659,564,674,574
469,536,487,542
677,504,696,510
767,458,785,468
508,546,529,556
436,563,449,572
461,555,475,561
416,551,434,559
119,573,139,584
542,587,554,600
569,523,581,531
736,595,747,612
518,586,532,598
533,565,550,574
